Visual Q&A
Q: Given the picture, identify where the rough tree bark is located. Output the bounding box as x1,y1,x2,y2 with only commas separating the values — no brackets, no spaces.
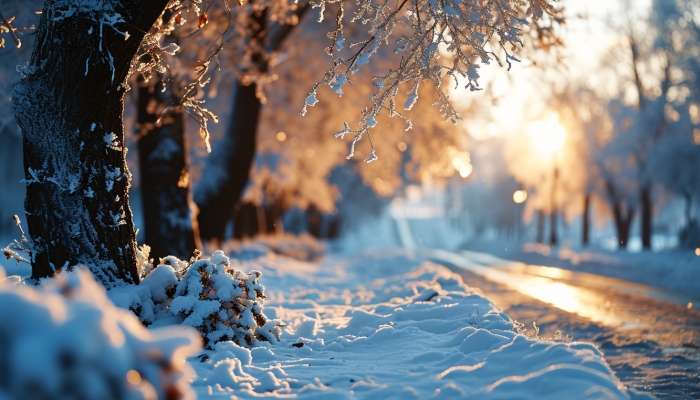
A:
136,76,198,261
12,0,169,285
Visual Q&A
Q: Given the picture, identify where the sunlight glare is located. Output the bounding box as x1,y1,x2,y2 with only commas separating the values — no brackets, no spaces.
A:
451,151,472,178
513,190,527,204
487,123,500,136
526,114,566,156
459,164,473,178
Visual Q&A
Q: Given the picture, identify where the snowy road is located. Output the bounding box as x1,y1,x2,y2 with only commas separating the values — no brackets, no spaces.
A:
426,249,700,399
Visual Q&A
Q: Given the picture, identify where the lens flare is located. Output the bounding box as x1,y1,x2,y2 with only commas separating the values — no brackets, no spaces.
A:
526,113,566,155
513,190,527,204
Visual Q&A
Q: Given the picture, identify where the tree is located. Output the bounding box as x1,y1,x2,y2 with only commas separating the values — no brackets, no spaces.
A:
564,1,680,250
12,0,173,285
194,3,310,244
135,74,199,261
9,0,555,286
649,0,700,248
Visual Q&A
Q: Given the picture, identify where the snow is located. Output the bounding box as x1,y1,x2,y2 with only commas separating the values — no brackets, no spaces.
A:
0,237,653,399
0,266,200,399
182,245,651,399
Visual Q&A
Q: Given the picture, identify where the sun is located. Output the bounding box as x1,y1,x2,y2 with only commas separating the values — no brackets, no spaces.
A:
526,113,566,156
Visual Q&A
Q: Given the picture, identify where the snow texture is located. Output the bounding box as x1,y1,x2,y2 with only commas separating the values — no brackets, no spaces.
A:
171,251,282,347
108,250,282,348
0,266,201,399
185,245,651,399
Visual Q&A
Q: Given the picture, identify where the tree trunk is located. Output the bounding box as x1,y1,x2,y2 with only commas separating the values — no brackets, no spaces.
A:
549,210,558,247
582,192,590,246
536,209,544,244
233,202,259,239
194,6,309,243
267,200,285,235
612,202,634,250
12,0,169,285
307,205,322,238
640,184,652,250
549,165,558,247
136,76,198,261
684,192,692,226
194,82,261,242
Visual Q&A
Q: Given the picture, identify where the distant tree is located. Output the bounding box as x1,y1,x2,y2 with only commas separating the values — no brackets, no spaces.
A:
135,73,199,261
194,2,310,244
8,0,556,286
551,1,678,250
649,0,700,248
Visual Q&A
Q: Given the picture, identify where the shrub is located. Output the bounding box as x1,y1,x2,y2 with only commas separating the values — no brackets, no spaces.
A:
149,250,282,348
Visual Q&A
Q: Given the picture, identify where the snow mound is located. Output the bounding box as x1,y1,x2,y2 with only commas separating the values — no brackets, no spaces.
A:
187,250,652,399
0,267,201,400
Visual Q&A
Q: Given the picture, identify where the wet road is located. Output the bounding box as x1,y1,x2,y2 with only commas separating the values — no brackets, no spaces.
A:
426,249,700,399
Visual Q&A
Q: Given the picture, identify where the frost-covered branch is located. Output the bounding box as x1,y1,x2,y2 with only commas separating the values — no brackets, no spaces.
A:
303,0,558,161
2,215,32,265
0,8,22,48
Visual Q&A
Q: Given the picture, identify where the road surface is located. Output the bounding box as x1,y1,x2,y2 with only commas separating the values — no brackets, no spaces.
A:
425,249,700,399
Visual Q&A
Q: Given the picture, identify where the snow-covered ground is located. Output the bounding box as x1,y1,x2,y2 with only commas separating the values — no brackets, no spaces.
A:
461,240,700,298
185,247,653,399
1,237,655,399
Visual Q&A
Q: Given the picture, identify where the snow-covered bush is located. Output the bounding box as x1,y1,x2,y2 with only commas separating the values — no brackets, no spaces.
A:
0,267,201,400
170,251,282,347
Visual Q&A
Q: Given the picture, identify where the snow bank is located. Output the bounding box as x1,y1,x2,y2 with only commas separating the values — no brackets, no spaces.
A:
188,249,652,399
0,267,201,400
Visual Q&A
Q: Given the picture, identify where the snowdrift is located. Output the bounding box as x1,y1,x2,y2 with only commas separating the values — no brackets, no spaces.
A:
188,247,653,399
0,267,201,400
0,239,653,399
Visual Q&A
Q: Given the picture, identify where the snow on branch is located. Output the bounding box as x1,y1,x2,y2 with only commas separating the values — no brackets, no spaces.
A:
0,9,22,48
303,0,557,161
2,215,32,265
129,0,227,153
110,250,283,348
